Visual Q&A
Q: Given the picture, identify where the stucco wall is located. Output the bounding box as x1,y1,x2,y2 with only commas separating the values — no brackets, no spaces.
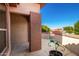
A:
0,4,5,11
0,3,40,15
42,33,50,39
11,13,29,50
42,33,62,44
62,36,79,55
10,3,40,15
53,35,79,55
62,36,79,45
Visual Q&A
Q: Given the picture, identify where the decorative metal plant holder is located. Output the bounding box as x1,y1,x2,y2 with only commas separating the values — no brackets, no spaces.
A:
48,34,65,56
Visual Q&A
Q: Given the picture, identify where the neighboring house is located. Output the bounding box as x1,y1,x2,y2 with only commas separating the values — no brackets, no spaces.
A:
0,3,45,56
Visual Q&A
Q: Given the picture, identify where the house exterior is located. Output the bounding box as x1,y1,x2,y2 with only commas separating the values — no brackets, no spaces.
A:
0,3,45,56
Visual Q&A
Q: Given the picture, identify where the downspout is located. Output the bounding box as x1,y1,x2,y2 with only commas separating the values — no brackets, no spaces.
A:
5,3,11,56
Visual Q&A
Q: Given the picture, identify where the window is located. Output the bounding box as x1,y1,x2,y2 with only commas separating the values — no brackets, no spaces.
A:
0,10,7,53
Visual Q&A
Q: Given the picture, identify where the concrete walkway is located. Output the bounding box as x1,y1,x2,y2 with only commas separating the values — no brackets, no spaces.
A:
11,39,76,56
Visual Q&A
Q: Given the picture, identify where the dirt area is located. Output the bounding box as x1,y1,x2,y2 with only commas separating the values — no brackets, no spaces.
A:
63,34,79,39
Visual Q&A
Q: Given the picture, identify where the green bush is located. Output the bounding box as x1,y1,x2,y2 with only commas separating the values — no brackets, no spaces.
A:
42,25,50,32
63,26,73,34
74,21,79,35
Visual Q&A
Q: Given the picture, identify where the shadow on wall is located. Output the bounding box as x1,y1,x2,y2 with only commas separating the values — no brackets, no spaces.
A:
64,43,79,56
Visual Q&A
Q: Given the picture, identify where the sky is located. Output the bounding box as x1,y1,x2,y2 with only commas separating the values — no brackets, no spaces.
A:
40,3,79,29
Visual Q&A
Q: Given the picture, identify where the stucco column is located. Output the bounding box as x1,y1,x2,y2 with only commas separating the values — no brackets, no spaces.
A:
5,3,11,56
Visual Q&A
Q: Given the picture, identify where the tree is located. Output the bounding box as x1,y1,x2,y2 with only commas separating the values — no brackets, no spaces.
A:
63,26,73,34
42,25,51,32
74,21,79,35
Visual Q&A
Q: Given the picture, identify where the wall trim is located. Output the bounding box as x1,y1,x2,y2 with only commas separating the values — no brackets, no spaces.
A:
0,47,7,56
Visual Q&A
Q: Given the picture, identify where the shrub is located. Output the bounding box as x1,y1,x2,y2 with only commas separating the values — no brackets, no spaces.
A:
63,26,73,34
74,21,79,35
42,25,51,32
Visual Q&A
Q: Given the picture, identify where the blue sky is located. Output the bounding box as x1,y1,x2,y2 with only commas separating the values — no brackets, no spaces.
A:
40,3,79,29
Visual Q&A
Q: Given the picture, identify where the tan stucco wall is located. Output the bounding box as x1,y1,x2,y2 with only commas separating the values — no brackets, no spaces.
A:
62,36,79,55
0,3,40,15
62,36,79,45
0,4,5,11
11,13,28,49
52,35,79,55
10,3,40,15
0,3,40,54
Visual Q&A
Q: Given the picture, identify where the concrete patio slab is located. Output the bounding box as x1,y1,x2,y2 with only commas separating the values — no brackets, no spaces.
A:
11,39,76,56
